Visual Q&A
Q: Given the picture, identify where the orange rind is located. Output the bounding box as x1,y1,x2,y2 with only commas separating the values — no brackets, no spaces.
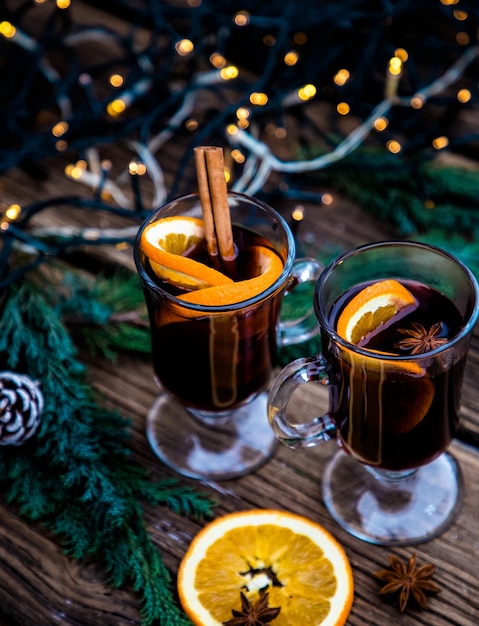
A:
178,245,284,306
141,216,233,290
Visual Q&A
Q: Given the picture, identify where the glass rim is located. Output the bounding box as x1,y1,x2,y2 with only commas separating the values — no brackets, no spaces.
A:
315,239,479,360
133,191,296,312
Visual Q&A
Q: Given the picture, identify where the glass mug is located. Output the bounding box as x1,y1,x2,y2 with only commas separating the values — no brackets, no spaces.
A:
134,191,322,480
268,241,479,545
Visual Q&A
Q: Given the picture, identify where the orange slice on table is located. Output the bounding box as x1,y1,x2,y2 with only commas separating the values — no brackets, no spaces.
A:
141,216,233,290
178,509,354,626
178,245,284,306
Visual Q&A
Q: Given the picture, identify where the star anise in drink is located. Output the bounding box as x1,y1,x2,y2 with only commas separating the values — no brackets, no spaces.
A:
374,554,441,612
395,321,448,354
222,592,281,626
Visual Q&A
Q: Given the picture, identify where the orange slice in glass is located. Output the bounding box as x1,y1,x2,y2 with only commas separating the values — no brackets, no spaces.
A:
336,279,417,345
141,216,233,290
178,245,284,306
177,509,354,626
336,279,434,435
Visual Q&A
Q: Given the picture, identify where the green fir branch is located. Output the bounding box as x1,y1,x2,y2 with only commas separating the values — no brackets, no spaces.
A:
301,147,479,238
0,281,216,626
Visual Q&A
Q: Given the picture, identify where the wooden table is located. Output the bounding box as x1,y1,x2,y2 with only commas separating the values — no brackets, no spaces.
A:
1,149,479,626
1,3,479,625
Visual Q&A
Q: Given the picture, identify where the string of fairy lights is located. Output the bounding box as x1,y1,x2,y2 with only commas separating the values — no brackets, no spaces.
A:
0,0,479,288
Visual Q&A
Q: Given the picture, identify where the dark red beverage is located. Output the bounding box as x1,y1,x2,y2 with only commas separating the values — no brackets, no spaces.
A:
325,279,465,470
140,225,284,412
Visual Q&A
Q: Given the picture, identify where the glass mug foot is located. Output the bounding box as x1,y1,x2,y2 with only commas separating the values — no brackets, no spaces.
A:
146,391,279,481
322,450,463,546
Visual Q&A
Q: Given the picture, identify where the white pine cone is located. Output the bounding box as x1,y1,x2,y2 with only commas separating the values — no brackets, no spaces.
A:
0,372,44,446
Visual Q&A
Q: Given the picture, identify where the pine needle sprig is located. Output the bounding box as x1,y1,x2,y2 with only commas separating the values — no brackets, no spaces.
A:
0,280,215,625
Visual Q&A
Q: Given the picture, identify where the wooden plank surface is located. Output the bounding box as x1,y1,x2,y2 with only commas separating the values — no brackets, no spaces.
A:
2,2,479,625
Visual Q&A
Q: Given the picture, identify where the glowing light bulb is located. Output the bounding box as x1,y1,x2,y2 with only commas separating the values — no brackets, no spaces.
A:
56,0,71,8
109,74,124,87
5,204,21,220
249,92,268,106
0,21,16,38
234,11,250,26
388,56,402,76
387,140,401,154
284,51,299,66
457,88,471,103
333,69,350,86
236,107,250,120
432,136,449,150
52,121,69,137
374,117,388,132
220,65,239,80
292,205,305,222
410,96,424,109
297,84,316,101
337,102,350,115
231,149,245,163
210,52,226,68
107,99,126,117
394,48,408,62
175,39,194,55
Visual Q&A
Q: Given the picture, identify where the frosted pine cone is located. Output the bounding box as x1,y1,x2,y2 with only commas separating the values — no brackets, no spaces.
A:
0,372,43,445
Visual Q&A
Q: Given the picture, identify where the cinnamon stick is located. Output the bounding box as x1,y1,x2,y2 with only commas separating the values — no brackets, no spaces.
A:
194,147,218,258
194,146,236,265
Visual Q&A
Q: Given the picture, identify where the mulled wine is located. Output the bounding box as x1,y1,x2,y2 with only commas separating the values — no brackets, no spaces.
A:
326,279,465,470
141,224,284,412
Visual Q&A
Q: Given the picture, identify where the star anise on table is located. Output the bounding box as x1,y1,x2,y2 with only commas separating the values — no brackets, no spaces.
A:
374,554,441,612
222,592,281,626
395,321,449,355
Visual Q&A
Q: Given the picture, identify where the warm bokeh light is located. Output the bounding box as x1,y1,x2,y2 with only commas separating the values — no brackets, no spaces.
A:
5,204,21,220
220,65,239,80
432,136,449,150
373,117,388,132
107,99,126,116
52,121,69,137
388,56,402,76
297,84,316,101
234,11,250,26
109,74,124,88
337,102,350,115
386,140,401,154
0,21,16,38
410,96,424,109
457,88,471,103
284,51,299,66
175,39,194,55
210,52,226,68
394,48,408,62
334,69,350,86
249,92,268,106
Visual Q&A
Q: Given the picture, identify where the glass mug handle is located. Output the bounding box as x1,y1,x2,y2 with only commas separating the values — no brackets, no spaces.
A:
268,355,337,448
278,258,323,346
